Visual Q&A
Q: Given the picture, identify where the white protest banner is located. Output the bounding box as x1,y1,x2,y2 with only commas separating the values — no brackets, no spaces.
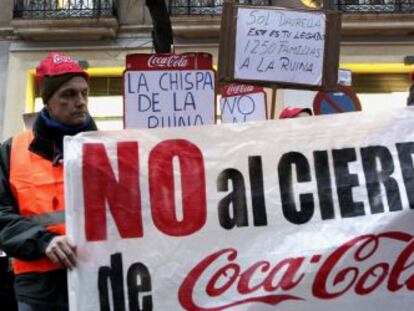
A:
124,53,216,129
66,108,414,311
220,83,267,123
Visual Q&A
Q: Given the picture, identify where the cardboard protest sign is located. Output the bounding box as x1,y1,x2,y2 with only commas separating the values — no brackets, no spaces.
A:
220,83,267,123
66,108,414,311
218,3,341,90
124,53,216,129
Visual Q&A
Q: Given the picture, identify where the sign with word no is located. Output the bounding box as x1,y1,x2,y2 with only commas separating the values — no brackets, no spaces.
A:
67,108,414,311
220,83,267,123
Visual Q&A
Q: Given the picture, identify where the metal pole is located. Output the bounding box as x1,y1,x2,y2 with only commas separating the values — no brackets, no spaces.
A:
270,87,277,119
324,0,337,10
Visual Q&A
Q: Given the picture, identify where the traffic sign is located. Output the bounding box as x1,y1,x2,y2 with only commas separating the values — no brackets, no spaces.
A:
313,85,361,115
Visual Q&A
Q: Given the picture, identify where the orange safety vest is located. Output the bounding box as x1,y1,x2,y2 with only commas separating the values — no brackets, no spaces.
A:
9,130,65,274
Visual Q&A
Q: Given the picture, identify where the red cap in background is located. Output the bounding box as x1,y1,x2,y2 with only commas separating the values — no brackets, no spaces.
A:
279,107,313,119
35,52,88,86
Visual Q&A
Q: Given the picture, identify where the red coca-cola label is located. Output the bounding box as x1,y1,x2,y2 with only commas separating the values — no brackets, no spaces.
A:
126,53,213,71
148,54,190,69
178,231,414,310
222,83,264,97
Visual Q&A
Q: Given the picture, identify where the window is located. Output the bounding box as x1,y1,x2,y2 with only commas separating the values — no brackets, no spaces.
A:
14,0,116,18
168,0,271,16
337,0,414,13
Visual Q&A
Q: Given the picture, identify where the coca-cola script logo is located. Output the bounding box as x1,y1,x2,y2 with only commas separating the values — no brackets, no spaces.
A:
53,54,73,64
178,231,414,310
226,84,255,96
148,55,189,69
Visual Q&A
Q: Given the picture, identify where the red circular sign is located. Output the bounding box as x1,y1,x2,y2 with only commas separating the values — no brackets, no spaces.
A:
313,85,362,115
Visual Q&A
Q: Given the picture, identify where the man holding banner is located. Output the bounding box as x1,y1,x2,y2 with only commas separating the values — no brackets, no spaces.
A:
0,52,97,311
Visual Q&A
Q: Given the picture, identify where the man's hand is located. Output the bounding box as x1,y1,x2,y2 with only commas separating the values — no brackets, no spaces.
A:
45,236,77,270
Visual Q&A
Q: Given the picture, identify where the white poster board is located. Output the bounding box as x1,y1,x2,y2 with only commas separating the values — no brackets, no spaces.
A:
220,84,267,123
66,108,414,311
235,8,326,86
124,53,216,129
338,68,352,86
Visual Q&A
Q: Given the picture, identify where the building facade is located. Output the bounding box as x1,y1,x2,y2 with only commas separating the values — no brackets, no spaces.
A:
0,0,413,139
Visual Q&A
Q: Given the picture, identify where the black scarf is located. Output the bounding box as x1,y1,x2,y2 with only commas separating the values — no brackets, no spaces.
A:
29,108,98,164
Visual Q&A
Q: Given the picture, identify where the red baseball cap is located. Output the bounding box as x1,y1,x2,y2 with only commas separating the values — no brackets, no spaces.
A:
279,107,313,119
35,52,88,86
